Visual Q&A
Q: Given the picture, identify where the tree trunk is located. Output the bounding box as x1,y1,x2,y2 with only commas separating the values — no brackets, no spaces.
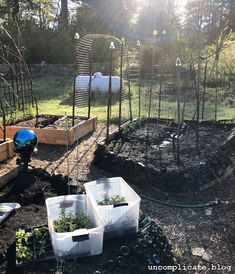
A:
61,0,68,26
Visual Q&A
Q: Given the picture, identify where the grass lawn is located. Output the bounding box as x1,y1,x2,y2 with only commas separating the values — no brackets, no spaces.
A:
28,66,235,123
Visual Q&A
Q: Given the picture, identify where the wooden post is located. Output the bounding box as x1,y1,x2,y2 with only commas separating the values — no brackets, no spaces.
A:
3,115,6,143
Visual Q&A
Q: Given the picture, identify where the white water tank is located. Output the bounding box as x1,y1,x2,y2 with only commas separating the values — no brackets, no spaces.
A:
75,72,120,93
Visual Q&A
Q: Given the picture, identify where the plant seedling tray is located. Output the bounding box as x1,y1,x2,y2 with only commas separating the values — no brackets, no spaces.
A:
15,216,177,273
0,139,15,162
1,115,97,145
15,225,54,267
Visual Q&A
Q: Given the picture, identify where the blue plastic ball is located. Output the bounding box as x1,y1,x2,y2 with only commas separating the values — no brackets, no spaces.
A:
14,129,38,151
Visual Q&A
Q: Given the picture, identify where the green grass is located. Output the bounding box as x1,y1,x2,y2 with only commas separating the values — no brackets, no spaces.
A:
12,66,234,124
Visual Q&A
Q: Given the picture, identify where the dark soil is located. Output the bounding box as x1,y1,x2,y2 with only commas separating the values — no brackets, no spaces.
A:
94,119,235,192
0,123,234,274
11,115,86,129
13,115,59,128
0,168,68,273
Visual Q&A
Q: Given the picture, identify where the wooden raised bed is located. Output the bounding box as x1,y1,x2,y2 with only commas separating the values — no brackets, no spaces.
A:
0,139,15,162
0,167,18,190
0,117,97,146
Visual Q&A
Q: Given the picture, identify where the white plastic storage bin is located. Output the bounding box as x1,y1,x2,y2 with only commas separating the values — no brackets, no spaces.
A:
45,194,104,259
84,177,141,239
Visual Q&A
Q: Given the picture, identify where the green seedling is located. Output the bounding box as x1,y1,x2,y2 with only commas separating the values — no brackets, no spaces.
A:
17,245,32,261
16,228,32,244
97,195,126,206
33,227,49,239
16,228,33,261
38,239,47,256
53,209,91,233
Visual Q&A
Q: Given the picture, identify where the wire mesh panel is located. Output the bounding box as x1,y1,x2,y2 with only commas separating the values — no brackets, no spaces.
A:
14,63,35,112
0,65,17,116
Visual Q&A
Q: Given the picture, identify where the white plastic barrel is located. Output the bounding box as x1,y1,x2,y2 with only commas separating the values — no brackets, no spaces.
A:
75,72,120,93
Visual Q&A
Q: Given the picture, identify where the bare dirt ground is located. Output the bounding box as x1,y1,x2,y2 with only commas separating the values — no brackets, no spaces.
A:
0,123,234,274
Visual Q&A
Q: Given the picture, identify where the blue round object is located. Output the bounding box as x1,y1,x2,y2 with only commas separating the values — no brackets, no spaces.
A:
14,129,38,151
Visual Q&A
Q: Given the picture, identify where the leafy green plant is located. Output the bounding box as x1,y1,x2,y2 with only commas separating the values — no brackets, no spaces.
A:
16,228,33,261
53,209,91,233
97,195,126,206
17,245,32,261
33,227,49,240
33,227,49,256
16,228,32,244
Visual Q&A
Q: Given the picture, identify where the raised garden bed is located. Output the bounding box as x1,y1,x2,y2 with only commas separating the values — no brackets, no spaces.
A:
0,115,97,145
94,118,235,193
0,166,18,190
0,139,15,163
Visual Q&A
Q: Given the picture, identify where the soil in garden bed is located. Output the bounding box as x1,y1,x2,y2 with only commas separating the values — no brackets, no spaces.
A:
94,118,235,192
11,115,87,129
0,168,69,273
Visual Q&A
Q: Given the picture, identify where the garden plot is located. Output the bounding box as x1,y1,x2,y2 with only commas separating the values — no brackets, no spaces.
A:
94,118,235,192
1,115,97,145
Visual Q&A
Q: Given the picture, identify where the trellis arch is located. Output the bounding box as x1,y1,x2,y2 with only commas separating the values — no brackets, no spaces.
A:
72,34,133,137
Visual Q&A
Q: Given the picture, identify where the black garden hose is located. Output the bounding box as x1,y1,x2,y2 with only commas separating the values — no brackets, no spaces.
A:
140,194,221,208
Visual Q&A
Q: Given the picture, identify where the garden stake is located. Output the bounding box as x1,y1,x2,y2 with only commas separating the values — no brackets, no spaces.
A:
72,76,76,127
137,40,141,118
176,58,182,164
215,57,219,122
88,49,92,118
76,115,79,193
126,49,133,122
146,29,157,165
118,38,124,130
201,60,207,120
106,42,114,141
65,114,70,194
